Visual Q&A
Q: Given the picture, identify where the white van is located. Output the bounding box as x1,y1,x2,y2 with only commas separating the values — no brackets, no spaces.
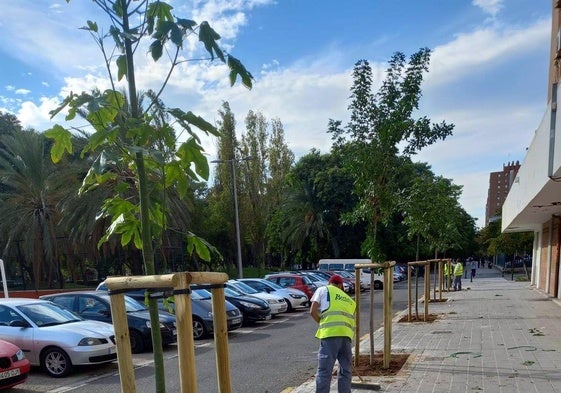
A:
317,259,384,289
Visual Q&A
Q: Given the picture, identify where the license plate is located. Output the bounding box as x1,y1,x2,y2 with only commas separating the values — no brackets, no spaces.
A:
265,315,272,320
0,368,20,380
232,318,242,324
173,329,177,336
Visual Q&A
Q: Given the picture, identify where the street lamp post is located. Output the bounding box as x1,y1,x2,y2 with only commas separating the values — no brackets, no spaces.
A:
211,156,253,279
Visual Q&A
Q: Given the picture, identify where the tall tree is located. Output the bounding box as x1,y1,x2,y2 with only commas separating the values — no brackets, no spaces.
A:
46,2,252,391
0,130,74,289
329,51,454,365
329,51,454,261
402,173,465,259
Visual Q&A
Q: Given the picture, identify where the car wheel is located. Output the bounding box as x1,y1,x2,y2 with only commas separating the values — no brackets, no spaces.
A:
373,281,383,290
129,329,145,353
192,317,208,340
42,347,73,378
284,299,293,312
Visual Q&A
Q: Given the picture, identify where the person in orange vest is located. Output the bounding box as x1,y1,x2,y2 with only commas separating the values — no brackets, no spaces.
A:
310,274,356,393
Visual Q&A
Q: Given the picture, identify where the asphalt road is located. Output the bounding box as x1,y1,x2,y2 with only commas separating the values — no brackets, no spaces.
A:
12,280,413,393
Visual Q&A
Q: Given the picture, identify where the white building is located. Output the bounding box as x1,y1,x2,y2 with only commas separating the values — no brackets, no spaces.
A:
502,1,561,300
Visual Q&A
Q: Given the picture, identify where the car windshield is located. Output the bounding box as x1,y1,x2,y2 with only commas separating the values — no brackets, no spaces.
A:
228,281,259,294
261,280,283,290
95,293,148,312
192,289,211,300
18,302,82,327
224,287,244,297
305,274,322,282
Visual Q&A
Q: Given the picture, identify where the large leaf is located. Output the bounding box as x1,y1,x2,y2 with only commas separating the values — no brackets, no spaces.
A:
198,21,224,62
228,55,253,89
116,55,127,81
186,234,211,262
167,108,218,136
176,138,210,180
44,124,73,163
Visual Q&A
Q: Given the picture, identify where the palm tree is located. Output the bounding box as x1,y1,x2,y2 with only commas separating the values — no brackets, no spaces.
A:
0,129,76,289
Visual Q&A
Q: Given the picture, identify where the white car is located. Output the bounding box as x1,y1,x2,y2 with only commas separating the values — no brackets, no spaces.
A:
227,280,288,315
0,298,116,377
239,278,309,312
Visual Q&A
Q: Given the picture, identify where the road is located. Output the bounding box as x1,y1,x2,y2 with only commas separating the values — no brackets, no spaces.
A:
12,280,414,393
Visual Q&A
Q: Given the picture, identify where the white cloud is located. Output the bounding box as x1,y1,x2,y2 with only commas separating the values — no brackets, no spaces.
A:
3,1,549,229
14,89,31,95
473,0,503,17
427,18,549,86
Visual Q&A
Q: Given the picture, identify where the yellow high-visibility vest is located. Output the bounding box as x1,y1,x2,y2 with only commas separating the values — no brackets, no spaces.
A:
315,285,356,340
453,262,463,277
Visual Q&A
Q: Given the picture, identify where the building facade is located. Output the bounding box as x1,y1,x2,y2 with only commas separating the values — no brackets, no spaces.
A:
502,0,561,301
486,162,520,226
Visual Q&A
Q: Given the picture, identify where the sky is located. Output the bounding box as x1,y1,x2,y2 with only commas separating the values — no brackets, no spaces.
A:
0,0,553,228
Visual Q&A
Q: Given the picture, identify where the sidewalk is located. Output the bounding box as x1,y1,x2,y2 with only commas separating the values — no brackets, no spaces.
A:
288,268,561,392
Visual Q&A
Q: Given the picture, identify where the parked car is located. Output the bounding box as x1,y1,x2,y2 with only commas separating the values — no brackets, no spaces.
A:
193,286,271,325
0,298,116,377
239,278,309,312
226,280,288,315
41,291,177,353
96,281,243,340
307,270,354,293
0,339,30,389
332,270,363,292
265,273,317,299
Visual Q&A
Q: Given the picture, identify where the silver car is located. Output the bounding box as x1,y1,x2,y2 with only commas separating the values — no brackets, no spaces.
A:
239,278,309,312
0,298,116,377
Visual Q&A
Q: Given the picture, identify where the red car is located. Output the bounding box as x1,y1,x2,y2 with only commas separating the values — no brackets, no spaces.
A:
0,339,30,390
265,273,317,299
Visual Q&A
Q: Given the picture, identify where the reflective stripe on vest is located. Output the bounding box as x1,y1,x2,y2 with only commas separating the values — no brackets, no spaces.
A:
315,285,356,340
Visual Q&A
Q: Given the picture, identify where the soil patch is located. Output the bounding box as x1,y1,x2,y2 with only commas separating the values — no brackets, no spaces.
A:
397,313,439,323
352,353,410,376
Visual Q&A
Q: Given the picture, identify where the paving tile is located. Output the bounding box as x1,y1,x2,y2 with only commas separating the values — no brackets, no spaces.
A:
291,271,561,393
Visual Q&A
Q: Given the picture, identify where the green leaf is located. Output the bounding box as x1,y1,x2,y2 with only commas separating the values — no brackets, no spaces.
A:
116,55,127,81
176,138,210,180
169,23,183,47
150,40,163,61
186,234,211,262
176,18,196,31
147,1,174,23
44,124,73,163
167,108,218,136
79,20,98,33
198,21,224,61
228,55,253,89
49,93,73,119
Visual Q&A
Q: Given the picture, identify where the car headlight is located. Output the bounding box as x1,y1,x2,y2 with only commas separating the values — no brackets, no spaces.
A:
239,301,261,309
289,294,303,299
12,349,25,361
146,321,166,328
78,337,107,346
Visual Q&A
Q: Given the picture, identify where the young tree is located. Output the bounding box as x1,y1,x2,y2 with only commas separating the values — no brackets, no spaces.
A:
46,1,252,391
329,50,454,365
329,51,454,261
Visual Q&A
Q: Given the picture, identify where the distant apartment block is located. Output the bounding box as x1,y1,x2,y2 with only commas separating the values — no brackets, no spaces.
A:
485,161,520,226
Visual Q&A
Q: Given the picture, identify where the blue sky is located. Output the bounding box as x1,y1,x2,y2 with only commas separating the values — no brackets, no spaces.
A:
0,0,553,228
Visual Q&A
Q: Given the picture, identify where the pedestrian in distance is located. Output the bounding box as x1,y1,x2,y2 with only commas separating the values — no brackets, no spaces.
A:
470,259,477,282
453,259,463,291
310,274,356,393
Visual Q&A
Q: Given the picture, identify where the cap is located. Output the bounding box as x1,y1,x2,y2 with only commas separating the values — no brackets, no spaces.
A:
328,275,343,285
